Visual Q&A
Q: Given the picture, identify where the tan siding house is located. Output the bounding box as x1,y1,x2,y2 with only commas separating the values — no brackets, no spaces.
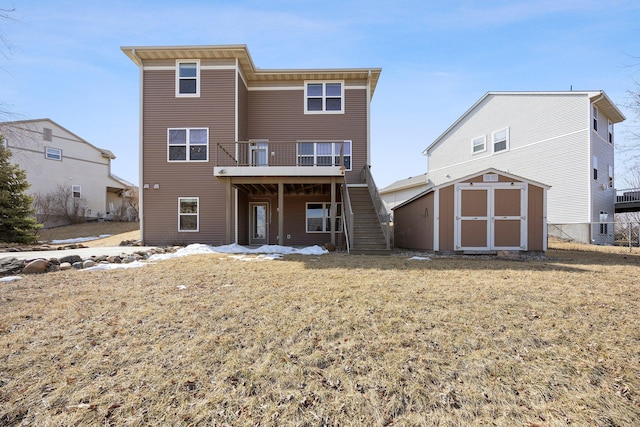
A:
122,45,388,252
0,118,132,227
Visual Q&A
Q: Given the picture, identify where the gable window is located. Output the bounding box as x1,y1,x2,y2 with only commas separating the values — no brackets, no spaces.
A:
608,120,613,143
471,135,486,154
45,147,62,161
72,185,81,198
178,197,199,231
297,141,351,170
168,128,208,162
43,127,53,141
492,128,509,153
593,156,598,180
176,60,200,97
306,202,342,233
305,82,343,113
592,105,598,131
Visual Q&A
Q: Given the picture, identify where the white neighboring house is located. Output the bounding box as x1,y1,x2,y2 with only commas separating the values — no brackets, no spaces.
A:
423,91,625,245
0,118,133,227
379,173,429,213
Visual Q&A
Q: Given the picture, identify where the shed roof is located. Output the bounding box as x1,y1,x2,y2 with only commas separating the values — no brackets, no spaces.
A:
379,173,429,194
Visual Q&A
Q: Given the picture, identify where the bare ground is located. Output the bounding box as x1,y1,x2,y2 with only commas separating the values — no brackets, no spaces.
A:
1,235,639,426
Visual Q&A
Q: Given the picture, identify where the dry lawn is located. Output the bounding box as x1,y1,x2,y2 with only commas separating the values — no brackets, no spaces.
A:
1,240,639,426
37,222,140,247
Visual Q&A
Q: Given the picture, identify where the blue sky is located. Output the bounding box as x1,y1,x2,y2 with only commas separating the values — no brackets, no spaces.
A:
1,0,639,188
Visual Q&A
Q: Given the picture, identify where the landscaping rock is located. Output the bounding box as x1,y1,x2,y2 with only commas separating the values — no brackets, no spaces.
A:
59,262,72,271
72,261,83,269
0,257,25,276
22,259,48,274
59,255,83,265
83,259,97,268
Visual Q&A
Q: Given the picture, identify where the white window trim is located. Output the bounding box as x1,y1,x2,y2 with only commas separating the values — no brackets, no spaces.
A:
176,59,200,97
178,197,199,232
45,147,62,161
593,155,598,181
608,164,614,188
608,119,613,144
305,202,343,233
492,127,509,154
72,184,81,198
471,135,486,154
304,81,344,114
296,140,352,170
592,105,598,131
167,128,209,162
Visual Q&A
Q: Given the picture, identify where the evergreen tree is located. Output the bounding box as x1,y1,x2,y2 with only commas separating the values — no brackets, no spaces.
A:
0,140,40,243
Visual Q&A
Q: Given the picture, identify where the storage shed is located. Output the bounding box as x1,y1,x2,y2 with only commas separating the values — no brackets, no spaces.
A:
393,169,549,253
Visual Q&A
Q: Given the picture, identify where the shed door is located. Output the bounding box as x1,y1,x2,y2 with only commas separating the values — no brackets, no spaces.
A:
455,184,527,251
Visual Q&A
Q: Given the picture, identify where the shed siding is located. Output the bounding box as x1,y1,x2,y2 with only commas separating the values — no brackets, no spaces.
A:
427,93,591,224
528,185,545,251
438,185,455,251
393,193,433,250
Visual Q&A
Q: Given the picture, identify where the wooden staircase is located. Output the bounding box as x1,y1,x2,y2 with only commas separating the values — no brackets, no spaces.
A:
347,186,391,255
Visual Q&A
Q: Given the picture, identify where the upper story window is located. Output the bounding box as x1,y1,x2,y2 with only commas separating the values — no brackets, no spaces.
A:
492,128,509,153
305,82,344,114
168,128,208,162
297,141,351,170
608,165,614,188
176,60,200,97
72,185,81,198
45,147,62,161
608,120,613,143
471,135,486,154
592,105,598,131
593,155,598,180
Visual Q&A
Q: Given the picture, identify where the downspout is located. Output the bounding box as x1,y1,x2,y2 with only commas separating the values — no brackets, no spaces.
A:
366,70,371,168
131,48,145,240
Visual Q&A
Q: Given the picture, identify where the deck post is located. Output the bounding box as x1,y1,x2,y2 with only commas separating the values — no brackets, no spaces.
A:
225,178,233,244
330,177,336,245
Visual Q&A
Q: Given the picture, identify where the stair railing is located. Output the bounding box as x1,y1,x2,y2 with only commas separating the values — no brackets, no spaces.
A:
361,165,391,249
341,180,354,253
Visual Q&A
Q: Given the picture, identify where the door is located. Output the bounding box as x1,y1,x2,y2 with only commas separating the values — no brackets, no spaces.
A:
455,184,526,251
249,142,268,166
250,203,268,245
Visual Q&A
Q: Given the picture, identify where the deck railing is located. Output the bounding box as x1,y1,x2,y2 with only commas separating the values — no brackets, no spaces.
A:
340,182,354,253
361,165,391,249
616,188,640,203
215,141,350,168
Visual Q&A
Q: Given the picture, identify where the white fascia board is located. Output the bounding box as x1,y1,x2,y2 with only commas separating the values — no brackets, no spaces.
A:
214,166,345,177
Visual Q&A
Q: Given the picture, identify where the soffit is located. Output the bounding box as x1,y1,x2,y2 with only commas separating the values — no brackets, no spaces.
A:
121,45,381,96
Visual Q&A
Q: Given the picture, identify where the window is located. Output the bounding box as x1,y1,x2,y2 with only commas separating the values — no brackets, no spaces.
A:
305,82,343,113
599,211,608,235
471,135,486,154
608,120,613,143
593,156,598,180
1,136,6,149
72,185,81,198
492,128,509,153
608,165,614,188
593,105,598,131
45,147,62,160
297,141,351,169
43,127,52,141
178,197,199,232
306,202,342,233
168,128,208,162
176,60,199,97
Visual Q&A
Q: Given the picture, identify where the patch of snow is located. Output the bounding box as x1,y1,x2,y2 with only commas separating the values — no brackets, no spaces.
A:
177,285,187,290
148,243,328,262
0,276,22,282
82,261,147,271
408,256,431,261
50,234,112,244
